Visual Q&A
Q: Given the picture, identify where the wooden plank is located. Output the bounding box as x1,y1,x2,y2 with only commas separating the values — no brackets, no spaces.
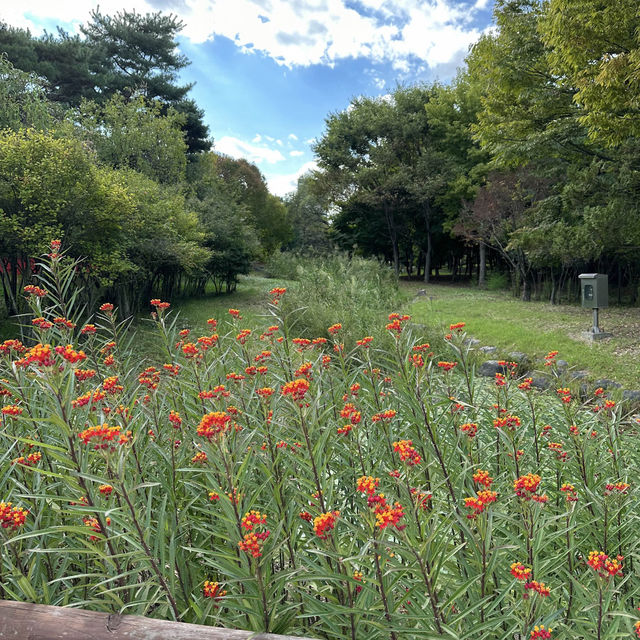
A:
0,600,316,640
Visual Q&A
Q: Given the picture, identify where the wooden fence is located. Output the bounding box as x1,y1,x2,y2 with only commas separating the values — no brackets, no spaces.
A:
0,600,317,640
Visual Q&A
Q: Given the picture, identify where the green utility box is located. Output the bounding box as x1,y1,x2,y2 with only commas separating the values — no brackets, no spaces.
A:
578,273,608,309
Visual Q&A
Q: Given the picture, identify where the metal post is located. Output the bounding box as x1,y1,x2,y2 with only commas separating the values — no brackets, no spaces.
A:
592,307,600,333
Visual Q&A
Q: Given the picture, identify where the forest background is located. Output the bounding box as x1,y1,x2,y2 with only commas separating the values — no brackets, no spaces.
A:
1,0,639,319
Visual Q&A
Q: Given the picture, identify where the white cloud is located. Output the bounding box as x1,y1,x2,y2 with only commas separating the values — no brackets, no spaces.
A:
267,161,319,197
305,138,316,145
288,133,298,140
289,150,304,157
13,0,487,73
252,134,262,142
215,135,286,164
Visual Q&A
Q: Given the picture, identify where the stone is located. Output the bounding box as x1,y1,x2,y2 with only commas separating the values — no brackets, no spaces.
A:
478,360,504,377
464,338,481,346
508,351,529,363
479,346,498,354
622,390,640,403
556,359,569,369
593,379,622,390
530,376,551,390
415,289,427,297
569,370,589,381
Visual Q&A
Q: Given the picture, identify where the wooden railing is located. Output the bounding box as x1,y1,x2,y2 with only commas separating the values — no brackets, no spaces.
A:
0,600,317,639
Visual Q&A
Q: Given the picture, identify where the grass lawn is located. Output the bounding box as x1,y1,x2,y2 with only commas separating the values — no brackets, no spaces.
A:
404,281,640,389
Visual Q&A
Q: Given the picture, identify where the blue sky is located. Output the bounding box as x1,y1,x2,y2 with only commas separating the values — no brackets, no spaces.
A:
6,1,495,195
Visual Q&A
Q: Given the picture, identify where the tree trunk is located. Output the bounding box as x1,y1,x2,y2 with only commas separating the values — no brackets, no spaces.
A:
423,203,432,284
383,201,399,278
478,243,486,288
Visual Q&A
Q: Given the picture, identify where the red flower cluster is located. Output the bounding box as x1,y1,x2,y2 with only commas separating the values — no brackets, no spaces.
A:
150,299,170,310
493,415,521,430
386,313,410,336
530,625,552,639
24,285,48,297
524,580,550,597
197,412,232,439
514,473,545,501
281,378,310,405
16,343,55,368
437,361,457,372
372,410,396,422
356,476,380,495
328,323,342,335
473,469,493,487
314,510,340,539
587,551,623,578
560,483,578,502
464,490,497,519
460,422,478,438
0,502,28,530
241,510,267,531
510,563,532,581
357,336,374,348
393,440,421,465
11,452,41,467
203,580,227,601
78,424,131,449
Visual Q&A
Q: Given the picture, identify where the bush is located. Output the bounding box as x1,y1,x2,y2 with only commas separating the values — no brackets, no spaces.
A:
486,271,510,291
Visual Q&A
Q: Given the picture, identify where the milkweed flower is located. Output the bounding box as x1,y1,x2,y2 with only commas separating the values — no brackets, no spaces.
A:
525,581,550,597
587,551,623,578
372,410,396,422
0,502,28,530
241,510,267,531
314,510,339,539
281,378,310,405
604,482,629,496
197,412,232,439
510,563,532,581
24,284,48,297
437,361,457,372
373,500,405,530
203,580,227,601
357,476,380,495
473,469,493,487
2,405,22,416
99,484,113,496
328,323,342,335
461,422,478,438
530,625,552,639
393,440,421,465
78,424,131,449
449,322,466,331
514,473,542,498
357,336,374,348
561,483,578,502
464,490,497,518
191,451,208,464
11,452,41,467
150,299,170,310
99,303,114,313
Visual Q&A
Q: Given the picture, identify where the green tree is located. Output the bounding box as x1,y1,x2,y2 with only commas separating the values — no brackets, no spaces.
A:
541,0,640,147
0,56,55,131
74,94,188,184
284,173,330,252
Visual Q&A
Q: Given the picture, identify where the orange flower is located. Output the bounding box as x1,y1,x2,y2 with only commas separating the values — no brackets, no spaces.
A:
24,284,48,297
473,469,493,487
357,336,374,347
191,451,208,464
81,324,97,335
241,510,268,531
449,322,465,331
327,323,342,335
356,476,380,495
75,368,97,382
99,303,114,313
99,484,113,496
393,440,421,465
460,422,478,438
78,424,131,449
228,308,242,319
437,361,457,372
587,551,623,578
281,378,310,405
514,473,542,498
525,580,550,597
150,299,170,310
203,580,227,601
2,405,22,416
530,625,552,639
313,510,339,539
0,502,27,530
464,490,497,518
197,412,232,439
510,562,532,581
372,410,396,422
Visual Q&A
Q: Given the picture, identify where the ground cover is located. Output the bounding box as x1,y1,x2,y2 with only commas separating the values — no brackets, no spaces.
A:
405,282,640,389
1,247,639,640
